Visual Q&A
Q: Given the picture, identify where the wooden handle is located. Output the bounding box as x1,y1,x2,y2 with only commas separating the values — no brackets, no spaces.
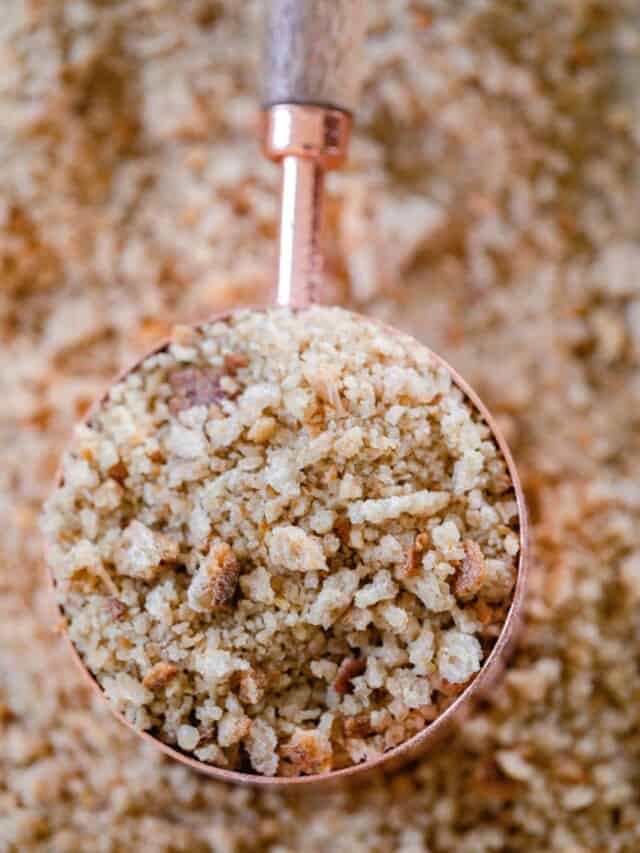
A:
263,0,365,114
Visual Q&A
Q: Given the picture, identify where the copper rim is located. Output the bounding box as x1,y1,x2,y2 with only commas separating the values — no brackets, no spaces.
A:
45,304,529,790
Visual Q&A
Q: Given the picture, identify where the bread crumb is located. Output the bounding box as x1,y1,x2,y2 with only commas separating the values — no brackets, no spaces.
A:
177,725,200,751
115,521,178,582
267,525,327,574
143,662,178,690
437,630,483,684
187,542,240,611
333,657,367,695
454,539,487,598
247,416,276,443
348,491,450,525
239,669,267,705
343,713,373,738
355,570,398,608
247,719,279,776
218,713,251,747
280,729,332,775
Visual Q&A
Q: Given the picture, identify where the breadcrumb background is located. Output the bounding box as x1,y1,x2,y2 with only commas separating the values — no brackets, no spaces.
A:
1,0,640,850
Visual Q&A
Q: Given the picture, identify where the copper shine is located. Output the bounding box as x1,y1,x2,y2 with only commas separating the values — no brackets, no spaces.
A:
262,104,351,307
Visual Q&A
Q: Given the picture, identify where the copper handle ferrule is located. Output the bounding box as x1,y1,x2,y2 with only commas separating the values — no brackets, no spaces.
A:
262,104,351,308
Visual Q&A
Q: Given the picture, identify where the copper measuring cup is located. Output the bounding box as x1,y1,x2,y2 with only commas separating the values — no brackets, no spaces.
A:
48,0,529,789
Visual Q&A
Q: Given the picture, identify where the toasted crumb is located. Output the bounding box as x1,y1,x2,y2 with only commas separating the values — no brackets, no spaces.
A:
107,461,128,483
280,729,333,775
187,542,240,611
398,541,420,580
143,661,178,690
247,416,277,443
333,516,351,545
223,353,249,373
333,657,367,695
343,713,373,738
415,532,430,552
454,539,487,598
475,599,494,629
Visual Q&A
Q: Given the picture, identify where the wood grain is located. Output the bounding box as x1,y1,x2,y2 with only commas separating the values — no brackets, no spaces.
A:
263,0,366,113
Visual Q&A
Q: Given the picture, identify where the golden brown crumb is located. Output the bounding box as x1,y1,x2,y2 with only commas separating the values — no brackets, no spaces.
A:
79,447,94,463
402,543,419,580
434,677,472,698
322,464,339,485
417,704,439,723
415,532,430,552
0,702,13,727
398,533,430,579
475,599,493,625
333,516,351,545
158,534,180,565
334,657,367,695
223,353,249,373
399,545,416,580
454,539,487,598
343,713,373,738
280,730,332,775
404,709,430,737
143,661,178,690
107,461,128,483
188,542,240,611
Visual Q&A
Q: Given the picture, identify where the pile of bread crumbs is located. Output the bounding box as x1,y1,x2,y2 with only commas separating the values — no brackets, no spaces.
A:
2,0,640,849
43,306,519,776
